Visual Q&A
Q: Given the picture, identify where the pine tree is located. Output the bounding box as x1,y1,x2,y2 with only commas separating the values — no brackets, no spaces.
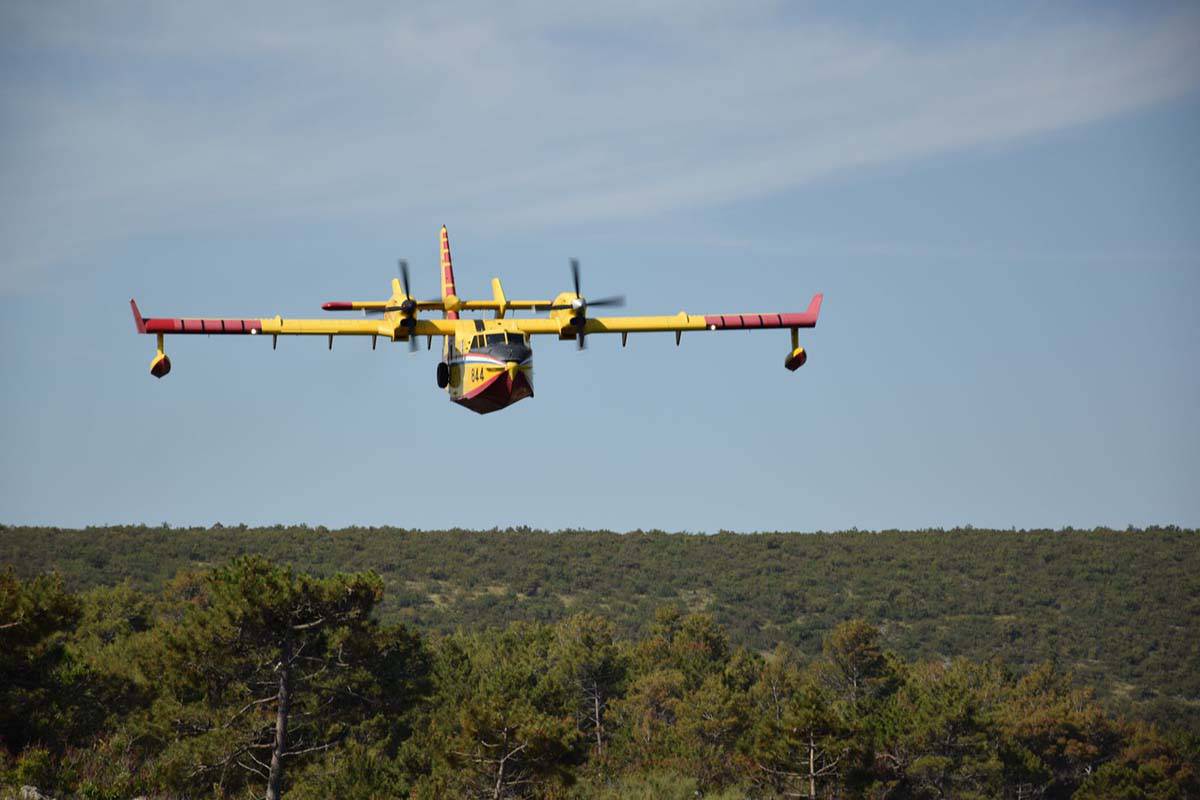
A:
145,556,428,798
744,648,851,799
0,569,81,753
550,614,628,761
416,625,582,799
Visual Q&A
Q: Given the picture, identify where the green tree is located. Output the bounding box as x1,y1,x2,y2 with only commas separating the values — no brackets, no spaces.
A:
673,672,751,792
996,662,1122,797
549,614,628,760
1072,723,1199,800
607,668,687,776
743,647,853,799
285,741,418,800
0,569,81,754
145,557,428,799
871,658,1005,800
635,608,731,690
819,618,894,709
417,624,582,799
570,769,745,799
69,580,155,659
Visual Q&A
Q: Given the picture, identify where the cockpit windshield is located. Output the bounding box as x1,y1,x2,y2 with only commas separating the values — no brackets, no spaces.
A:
469,332,528,350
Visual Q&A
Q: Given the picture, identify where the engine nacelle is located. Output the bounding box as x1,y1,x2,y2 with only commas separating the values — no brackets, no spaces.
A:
150,352,171,378
784,346,807,371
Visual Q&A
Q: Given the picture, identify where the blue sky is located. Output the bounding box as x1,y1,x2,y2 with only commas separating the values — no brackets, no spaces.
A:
1,1,1197,531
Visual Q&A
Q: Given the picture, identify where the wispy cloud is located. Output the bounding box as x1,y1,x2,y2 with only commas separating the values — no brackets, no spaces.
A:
2,2,1198,290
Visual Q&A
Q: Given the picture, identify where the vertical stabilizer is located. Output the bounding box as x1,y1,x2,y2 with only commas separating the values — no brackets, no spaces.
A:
440,225,459,320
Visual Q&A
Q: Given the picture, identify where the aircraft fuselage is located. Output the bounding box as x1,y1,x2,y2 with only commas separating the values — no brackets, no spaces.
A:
444,324,534,414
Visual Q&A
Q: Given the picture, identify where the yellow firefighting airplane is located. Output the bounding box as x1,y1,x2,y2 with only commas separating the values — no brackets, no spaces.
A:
130,226,822,414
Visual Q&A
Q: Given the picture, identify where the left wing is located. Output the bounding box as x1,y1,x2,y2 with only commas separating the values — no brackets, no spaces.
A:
509,293,822,335
506,293,822,369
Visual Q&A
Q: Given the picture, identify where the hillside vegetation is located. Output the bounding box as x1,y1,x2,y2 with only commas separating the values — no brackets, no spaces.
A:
2,557,1198,799
1,524,1197,736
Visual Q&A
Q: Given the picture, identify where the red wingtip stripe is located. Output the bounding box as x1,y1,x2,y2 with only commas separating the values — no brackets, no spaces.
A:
130,299,147,334
141,317,265,334
807,292,823,319
702,294,823,330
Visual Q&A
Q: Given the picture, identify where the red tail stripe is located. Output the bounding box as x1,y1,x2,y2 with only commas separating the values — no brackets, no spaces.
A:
441,226,458,320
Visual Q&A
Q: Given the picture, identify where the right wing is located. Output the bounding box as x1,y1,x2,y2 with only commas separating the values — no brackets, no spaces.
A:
130,299,458,340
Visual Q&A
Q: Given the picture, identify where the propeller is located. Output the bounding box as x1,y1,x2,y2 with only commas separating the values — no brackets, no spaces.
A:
547,258,625,349
366,259,436,351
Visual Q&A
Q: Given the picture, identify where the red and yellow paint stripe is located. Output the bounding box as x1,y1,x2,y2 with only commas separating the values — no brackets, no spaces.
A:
440,225,459,320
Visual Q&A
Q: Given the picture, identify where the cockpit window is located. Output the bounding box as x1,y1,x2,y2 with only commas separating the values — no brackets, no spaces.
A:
469,332,526,349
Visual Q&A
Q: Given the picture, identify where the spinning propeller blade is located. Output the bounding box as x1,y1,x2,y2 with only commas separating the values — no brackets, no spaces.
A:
546,259,625,349
362,259,430,351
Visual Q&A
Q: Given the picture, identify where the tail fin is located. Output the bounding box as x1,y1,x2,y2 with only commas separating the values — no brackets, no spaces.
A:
440,225,459,320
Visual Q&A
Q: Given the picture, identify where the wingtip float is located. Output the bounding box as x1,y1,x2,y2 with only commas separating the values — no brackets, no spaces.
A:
130,227,823,413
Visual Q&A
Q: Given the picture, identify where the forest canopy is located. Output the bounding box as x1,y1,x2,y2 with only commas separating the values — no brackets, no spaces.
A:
1,553,1198,799
2,525,1195,732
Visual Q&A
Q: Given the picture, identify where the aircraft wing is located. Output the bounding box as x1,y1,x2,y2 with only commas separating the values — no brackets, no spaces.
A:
506,293,822,368
130,299,458,340
508,293,823,336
